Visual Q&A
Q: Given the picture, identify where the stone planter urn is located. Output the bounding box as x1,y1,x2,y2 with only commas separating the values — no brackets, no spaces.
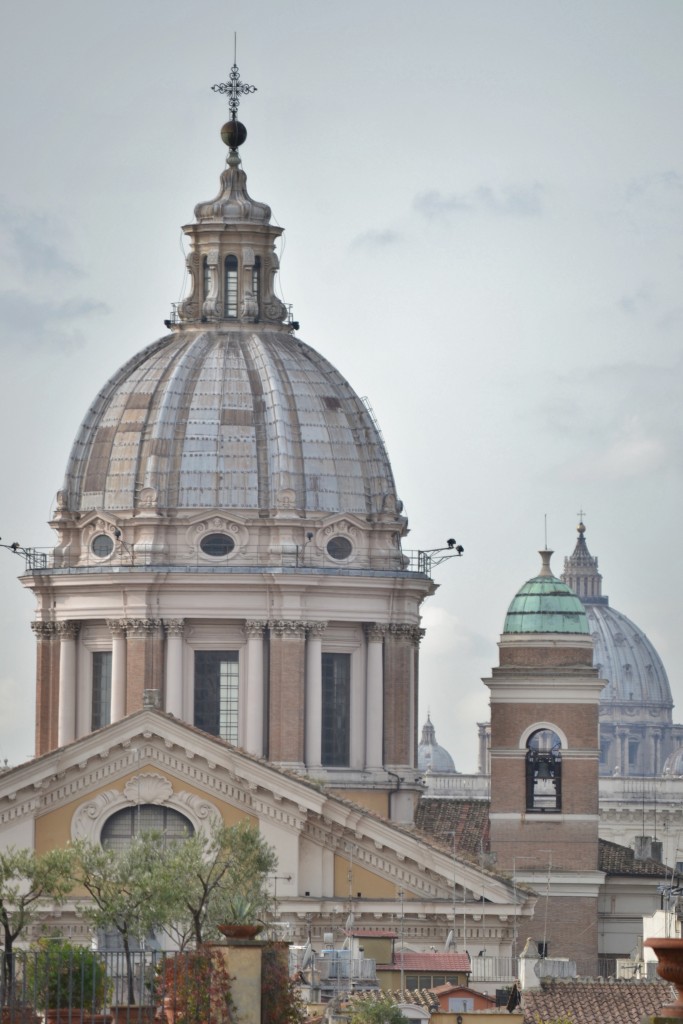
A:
644,937,683,1019
216,924,263,941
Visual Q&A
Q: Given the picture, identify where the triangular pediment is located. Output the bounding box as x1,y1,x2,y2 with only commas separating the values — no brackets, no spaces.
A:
0,711,527,914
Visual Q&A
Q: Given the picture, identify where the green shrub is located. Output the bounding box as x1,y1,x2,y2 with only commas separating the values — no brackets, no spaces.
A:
25,939,108,1012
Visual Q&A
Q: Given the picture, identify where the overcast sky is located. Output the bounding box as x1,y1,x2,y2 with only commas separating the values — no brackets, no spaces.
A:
0,0,681,770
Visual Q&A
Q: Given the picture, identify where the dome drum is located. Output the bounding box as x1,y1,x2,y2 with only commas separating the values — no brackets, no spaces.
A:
49,507,413,574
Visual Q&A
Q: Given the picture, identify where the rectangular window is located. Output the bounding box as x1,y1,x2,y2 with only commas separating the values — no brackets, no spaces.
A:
92,651,112,730
224,256,238,318
194,651,239,743
321,653,350,767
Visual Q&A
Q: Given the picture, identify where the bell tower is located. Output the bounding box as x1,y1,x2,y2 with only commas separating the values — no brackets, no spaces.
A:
484,549,606,968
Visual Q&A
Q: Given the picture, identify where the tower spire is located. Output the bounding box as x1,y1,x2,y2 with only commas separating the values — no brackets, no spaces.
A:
561,517,605,603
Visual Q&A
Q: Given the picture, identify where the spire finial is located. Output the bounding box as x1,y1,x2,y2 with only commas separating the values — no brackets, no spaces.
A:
211,36,257,122
577,509,587,537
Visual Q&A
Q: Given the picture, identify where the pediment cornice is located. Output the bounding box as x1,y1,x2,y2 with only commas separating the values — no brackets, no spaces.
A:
0,711,523,906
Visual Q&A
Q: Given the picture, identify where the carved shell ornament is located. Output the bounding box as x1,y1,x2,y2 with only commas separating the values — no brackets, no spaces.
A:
71,774,222,842
123,772,173,804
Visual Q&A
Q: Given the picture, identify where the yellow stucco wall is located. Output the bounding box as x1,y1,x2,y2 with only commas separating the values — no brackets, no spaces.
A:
333,856,399,899
34,767,258,855
336,789,389,817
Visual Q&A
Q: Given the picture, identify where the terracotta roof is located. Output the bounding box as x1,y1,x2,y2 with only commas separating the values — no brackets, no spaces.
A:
347,989,439,1012
599,838,673,877
416,798,675,882
382,952,471,972
431,983,496,1004
522,977,676,1024
414,797,490,859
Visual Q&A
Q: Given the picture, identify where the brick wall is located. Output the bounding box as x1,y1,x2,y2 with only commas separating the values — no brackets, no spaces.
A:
268,633,305,762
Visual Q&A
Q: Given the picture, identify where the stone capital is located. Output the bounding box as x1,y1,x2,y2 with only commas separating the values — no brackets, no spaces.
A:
244,620,267,639
56,620,80,641
388,623,424,646
126,618,163,638
269,619,308,639
31,621,56,642
306,621,328,639
364,622,387,643
163,618,185,638
107,618,128,638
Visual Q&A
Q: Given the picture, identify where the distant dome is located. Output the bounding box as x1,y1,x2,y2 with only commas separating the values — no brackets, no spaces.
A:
663,746,683,776
418,715,457,774
561,523,672,708
503,550,589,635
62,329,397,516
585,603,672,707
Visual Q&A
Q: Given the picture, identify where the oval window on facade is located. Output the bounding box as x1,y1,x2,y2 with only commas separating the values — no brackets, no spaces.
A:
200,533,235,558
91,534,114,558
326,536,353,561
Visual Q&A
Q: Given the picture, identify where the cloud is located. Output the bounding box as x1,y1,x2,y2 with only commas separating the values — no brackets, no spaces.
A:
0,290,108,352
544,358,683,482
350,228,404,249
0,201,82,279
619,284,653,316
625,170,683,203
414,182,544,219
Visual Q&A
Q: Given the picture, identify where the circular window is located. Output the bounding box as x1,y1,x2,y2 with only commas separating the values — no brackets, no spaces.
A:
326,536,353,561
200,533,235,557
91,534,114,558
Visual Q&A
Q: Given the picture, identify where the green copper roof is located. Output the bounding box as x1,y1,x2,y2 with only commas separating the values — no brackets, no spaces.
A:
503,550,590,635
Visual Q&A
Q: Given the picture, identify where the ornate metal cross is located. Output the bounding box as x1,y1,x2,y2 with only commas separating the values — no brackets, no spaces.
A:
212,62,257,120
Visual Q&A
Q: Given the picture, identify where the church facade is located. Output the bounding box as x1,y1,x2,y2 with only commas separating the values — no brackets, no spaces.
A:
0,74,536,965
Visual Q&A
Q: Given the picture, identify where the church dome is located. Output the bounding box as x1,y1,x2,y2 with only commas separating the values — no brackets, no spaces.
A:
584,603,671,707
59,124,399,523
62,328,397,517
503,550,589,635
418,715,457,774
562,523,672,708
663,746,683,775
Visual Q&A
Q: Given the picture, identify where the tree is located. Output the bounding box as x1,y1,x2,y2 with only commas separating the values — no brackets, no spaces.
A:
0,846,74,1004
348,998,409,1024
165,822,277,949
73,834,182,1004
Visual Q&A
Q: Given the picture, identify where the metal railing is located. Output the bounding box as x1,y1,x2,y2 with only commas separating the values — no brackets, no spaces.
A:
10,546,435,576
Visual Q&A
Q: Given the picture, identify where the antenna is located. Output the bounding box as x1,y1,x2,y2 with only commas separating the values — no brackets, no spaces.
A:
544,513,548,549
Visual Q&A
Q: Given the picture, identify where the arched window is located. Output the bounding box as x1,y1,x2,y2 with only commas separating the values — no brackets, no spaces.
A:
224,255,238,318
101,805,194,851
525,728,562,812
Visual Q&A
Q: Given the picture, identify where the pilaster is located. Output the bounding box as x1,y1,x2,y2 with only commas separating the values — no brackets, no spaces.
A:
383,624,421,768
125,618,163,714
164,618,185,719
268,619,307,765
32,621,57,756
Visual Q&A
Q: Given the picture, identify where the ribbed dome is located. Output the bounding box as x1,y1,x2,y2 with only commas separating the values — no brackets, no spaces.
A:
418,716,457,774
663,746,683,775
503,550,590,635
62,329,397,516
561,522,672,707
586,602,672,707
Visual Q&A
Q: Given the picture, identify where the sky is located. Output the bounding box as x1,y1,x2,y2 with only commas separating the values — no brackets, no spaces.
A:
0,0,681,770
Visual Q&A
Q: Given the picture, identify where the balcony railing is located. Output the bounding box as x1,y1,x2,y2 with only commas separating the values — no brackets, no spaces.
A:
10,546,435,576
